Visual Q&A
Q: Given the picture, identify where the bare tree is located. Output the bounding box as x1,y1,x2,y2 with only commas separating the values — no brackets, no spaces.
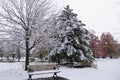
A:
0,0,55,70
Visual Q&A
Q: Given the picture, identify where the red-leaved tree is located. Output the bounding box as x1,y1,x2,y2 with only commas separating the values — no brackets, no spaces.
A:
89,30,102,58
100,32,118,58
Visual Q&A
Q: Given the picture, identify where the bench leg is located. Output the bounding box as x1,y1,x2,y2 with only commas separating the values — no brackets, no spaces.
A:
52,73,58,80
28,74,32,80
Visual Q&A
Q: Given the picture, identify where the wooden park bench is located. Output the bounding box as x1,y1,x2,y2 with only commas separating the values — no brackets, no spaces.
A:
27,63,61,80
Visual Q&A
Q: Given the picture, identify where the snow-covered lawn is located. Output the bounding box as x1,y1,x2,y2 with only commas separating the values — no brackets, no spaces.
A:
0,62,28,80
0,59,120,80
59,59,120,80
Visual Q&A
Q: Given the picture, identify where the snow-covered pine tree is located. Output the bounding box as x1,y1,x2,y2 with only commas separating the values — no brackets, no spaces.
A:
49,5,94,67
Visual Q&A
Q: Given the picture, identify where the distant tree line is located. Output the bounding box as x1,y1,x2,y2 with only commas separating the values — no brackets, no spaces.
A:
89,30,119,58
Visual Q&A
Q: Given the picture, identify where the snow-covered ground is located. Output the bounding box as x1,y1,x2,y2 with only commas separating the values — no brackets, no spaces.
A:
0,58,120,80
59,59,120,80
0,62,28,80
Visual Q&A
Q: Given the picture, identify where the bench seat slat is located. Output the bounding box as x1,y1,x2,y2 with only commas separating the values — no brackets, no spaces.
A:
29,70,61,75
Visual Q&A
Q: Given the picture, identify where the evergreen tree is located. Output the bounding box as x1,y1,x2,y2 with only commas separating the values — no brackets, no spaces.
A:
49,5,94,66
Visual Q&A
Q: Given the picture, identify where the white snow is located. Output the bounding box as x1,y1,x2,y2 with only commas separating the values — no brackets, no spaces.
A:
0,58,120,80
59,59,120,80
0,62,28,80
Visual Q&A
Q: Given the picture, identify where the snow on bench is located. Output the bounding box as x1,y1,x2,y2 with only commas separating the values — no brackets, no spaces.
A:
27,63,61,80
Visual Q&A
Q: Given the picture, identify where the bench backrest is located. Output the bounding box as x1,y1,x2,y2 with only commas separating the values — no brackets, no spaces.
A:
28,63,57,72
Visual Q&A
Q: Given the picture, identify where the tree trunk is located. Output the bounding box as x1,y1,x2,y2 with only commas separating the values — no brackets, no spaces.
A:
17,48,21,62
25,29,30,70
17,43,21,62
25,35,30,70
12,54,15,60
1,54,3,61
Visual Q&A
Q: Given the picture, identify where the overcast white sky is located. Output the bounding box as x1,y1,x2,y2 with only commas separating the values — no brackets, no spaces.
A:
55,0,120,42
